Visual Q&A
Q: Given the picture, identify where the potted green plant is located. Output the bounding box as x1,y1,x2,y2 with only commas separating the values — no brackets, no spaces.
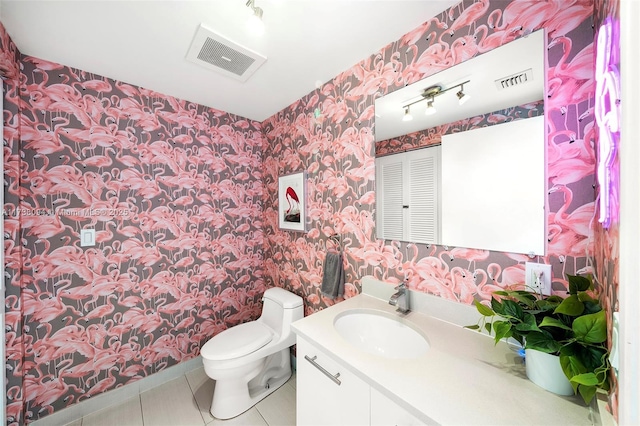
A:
466,274,610,404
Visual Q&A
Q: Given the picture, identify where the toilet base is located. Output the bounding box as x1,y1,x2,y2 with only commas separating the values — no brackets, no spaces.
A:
210,348,292,420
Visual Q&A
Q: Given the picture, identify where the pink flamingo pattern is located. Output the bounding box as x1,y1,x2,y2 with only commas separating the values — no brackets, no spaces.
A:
1,0,619,423
263,0,597,313
2,22,266,424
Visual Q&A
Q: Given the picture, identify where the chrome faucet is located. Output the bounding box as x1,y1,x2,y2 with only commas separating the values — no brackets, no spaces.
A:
389,282,410,314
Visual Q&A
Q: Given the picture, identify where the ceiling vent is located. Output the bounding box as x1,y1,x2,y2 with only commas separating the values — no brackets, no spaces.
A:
186,24,267,82
495,69,533,90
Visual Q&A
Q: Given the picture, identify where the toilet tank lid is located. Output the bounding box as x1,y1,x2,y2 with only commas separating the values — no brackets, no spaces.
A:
201,322,273,361
263,287,303,308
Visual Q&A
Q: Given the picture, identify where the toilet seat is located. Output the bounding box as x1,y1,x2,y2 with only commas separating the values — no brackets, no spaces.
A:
201,322,273,361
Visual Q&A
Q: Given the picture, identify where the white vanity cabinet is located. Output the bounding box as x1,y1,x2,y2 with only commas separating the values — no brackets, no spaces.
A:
296,337,370,425
370,388,425,426
297,336,427,426
292,289,594,426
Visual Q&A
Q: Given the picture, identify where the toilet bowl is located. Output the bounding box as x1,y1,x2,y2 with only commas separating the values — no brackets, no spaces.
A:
201,287,303,419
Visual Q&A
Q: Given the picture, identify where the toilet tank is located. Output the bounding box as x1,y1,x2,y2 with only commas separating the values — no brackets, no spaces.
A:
260,287,303,338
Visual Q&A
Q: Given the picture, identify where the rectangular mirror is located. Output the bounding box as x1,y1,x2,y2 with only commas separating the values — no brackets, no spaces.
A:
374,29,545,254
441,116,545,255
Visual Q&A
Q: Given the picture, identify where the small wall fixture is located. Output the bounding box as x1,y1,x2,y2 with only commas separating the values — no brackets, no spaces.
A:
425,98,437,115
401,80,470,120
246,0,265,35
402,106,413,121
456,83,471,105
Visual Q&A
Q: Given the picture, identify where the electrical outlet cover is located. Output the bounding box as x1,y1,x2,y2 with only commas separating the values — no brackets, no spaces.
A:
610,311,620,376
525,262,552,295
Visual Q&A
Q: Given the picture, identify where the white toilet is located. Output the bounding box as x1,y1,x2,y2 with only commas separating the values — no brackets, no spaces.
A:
201,287,303,419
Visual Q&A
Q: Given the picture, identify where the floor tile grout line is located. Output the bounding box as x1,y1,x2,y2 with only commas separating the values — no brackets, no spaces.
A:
138,393,145,426
183,371,208,425
76,369,296,426
255,404,270,426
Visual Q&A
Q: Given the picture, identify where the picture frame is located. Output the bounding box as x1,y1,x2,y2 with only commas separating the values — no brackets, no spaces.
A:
278,171,307,232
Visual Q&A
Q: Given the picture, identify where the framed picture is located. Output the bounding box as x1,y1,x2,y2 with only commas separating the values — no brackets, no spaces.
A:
278,171,307,232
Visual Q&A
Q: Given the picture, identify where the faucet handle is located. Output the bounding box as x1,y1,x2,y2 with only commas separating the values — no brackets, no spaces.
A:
395,282,407,290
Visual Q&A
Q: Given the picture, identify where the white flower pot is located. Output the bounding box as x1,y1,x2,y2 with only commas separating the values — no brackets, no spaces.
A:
525,348,574,396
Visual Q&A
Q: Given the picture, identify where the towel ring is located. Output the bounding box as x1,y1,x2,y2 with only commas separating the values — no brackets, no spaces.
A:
328,234,341,250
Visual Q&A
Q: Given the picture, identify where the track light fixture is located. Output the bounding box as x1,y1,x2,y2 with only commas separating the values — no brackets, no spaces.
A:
425,98,436,115
402,106,413,121
456,83,471,105
401,80,470,121
246,0,265,35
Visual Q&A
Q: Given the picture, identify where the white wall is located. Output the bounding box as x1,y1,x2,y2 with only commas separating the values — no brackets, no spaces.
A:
619,1,640,424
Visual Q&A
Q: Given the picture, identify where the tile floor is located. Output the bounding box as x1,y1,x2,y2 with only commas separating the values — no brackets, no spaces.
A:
64,367,297,426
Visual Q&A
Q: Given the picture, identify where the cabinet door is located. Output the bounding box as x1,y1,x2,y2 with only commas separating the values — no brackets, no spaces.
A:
376,154,405,241
375,146,441,244
370,387,426,426
296,337,370,426
407,147,440,244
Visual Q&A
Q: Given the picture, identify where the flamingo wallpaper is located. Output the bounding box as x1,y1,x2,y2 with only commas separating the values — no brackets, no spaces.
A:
2,22,267,424
2,0,623,423
262,0,596,313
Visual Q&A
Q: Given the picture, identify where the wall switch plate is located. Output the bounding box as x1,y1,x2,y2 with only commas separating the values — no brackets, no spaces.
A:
525,262,552,295
80,229,96,247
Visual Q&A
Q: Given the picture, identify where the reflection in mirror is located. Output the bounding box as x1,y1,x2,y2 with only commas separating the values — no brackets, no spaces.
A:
374,29,545,144
374,29,545,253
441,116,546,255
376,145,441,244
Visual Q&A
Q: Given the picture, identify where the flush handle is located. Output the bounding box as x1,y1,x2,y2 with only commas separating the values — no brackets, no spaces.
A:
304,355,341,386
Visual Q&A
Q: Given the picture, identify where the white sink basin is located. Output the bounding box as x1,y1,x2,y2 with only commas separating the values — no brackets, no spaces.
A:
333,309,430,359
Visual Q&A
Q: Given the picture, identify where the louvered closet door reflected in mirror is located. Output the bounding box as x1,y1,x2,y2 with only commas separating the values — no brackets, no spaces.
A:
376,145,441,244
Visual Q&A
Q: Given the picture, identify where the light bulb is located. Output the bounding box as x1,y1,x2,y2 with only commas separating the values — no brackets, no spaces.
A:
246,8,265,36
402,106,413,121
425,100,437,116
457,90,470,105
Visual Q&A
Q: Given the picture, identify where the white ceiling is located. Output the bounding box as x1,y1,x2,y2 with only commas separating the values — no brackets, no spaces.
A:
1,0,459,122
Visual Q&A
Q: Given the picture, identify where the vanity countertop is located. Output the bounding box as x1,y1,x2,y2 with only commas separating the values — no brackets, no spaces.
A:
292,293,595,426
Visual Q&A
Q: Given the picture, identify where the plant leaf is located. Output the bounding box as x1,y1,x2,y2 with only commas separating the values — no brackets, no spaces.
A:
574,345,608,372
515,313,540,332
578,383,598,405
560,353,587,378
473,300,495,317
567,274,592,295
505,291,537,308
535,299,559,312
554,295,585,316
539,316,572,331
484,322,492,334
582,301,603,315
492,320,512,344
545,295,565,304
502,299,524,320
573,310,607,344
463,324,480,330
570,373,600,386
578,291,597,303
491,297,506,316
525,332,561,353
